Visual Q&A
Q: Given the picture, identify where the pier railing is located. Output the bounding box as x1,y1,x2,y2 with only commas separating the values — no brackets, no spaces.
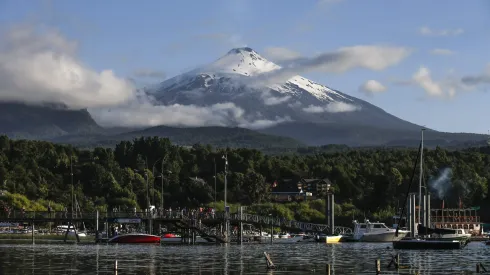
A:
0,210,352,234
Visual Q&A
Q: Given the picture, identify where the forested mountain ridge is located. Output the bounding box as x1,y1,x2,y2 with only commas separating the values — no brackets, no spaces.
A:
0,135,489,223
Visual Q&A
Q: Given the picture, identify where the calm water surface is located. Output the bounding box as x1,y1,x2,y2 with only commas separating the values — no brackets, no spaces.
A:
0,242,487,274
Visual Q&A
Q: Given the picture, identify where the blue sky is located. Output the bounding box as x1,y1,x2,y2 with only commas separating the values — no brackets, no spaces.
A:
1,0,490,133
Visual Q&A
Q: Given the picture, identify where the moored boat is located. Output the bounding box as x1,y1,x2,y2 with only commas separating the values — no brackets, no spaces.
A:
352,220,409,242
315,234,343,243
418,224,471,241
393,238,467,250
160,233,215,243
326,235,342,243
108,233,161,244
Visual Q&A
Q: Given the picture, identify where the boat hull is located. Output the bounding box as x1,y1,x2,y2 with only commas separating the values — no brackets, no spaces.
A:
326,235,342,243
360,231,408,242
161,237,214,243
108,234,161,244
393,239,465,250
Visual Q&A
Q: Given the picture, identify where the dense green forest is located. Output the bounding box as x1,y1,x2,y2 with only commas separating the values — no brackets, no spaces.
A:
0,135,489,224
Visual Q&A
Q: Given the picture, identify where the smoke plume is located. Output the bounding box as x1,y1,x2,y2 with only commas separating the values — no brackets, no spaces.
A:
428,168,452,199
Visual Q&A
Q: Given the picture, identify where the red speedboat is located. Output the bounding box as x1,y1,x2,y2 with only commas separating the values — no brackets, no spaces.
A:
108,233,161,244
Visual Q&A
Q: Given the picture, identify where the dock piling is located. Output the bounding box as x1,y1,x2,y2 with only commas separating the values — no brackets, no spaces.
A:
387,253,400,269
263,252,275,270
375,259,381,274
114,260,118,275
326,264,331,275
477,262,487,273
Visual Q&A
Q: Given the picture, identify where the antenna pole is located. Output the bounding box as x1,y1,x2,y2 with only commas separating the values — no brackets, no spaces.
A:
418,128,425,227
70,156,74,217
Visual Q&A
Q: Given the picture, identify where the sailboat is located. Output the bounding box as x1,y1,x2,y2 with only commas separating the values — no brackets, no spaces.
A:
392,129,468,250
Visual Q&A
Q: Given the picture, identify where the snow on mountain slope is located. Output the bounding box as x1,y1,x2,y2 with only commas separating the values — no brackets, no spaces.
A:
155,47,347,103
149,47,422,132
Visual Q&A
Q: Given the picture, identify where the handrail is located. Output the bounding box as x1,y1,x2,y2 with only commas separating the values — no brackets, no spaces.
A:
0,210,352,234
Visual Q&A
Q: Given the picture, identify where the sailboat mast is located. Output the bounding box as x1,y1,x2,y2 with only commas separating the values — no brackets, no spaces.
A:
418,128,425,225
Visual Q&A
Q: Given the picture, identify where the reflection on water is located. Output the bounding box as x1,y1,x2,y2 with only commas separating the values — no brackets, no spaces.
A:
0,242,487,274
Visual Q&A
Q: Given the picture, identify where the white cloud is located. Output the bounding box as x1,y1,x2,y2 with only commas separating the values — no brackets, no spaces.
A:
0,25,136,109
239,116,292,129
302,105,325,113
413,67,445,98
430,49,455,55
90,96,291,129
419,26,464,37
395,65,490,99
263,47,302,63
261,93,291,106
410,67,474,99
359,80,387,96
325,102,360,113
247,45,411,87
303,102,360,113
0,24,291,129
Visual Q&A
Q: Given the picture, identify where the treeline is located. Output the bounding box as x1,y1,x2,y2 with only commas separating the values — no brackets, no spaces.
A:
0,136,489,223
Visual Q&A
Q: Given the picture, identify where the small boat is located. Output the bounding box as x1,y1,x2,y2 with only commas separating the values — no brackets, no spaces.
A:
418,224,472,241
67,231,87,237
393,238,467,250
108,233,161,244
260,232,304,243
273,233,304,243
326,235,342,243
352,220,409,242
161,233,181,243
315,234,342,243
160,233,214,243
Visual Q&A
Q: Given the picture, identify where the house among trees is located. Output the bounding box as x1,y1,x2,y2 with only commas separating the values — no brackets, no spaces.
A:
270,178,332,202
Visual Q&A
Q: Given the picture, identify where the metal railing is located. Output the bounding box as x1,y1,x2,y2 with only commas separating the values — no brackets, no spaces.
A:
0,210,353,234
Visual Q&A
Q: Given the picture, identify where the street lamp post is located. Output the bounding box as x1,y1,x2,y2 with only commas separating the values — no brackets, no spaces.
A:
152,157,168,210
70,156,74,218
213,158,217,209
269,214,273,244
222,154,229,242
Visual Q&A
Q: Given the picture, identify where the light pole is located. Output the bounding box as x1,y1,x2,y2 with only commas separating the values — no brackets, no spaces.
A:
152,157,168,209
222,154,229,242
418,128,425,225
269,213,273,244
157,170,171,209
70,156,74,218
213,158,217,209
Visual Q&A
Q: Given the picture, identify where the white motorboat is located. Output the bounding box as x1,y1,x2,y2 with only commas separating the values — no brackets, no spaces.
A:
353,220,409,242
257,232,305,243
55,225,87,237
161,233,214,243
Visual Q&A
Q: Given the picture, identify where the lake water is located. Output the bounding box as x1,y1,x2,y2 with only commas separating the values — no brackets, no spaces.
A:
0,242,486,274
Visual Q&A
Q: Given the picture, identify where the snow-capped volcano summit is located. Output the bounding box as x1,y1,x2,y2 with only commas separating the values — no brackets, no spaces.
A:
149,47,422,141
155,47,350,103
204,47,279,76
